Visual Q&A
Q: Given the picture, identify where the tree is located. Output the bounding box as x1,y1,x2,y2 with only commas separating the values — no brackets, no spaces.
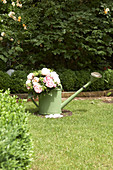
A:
0,0,26,69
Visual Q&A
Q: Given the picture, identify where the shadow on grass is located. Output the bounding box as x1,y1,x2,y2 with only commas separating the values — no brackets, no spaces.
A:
74,109,87,112
25,101,39,114
72,109,87,115
26,108,39,114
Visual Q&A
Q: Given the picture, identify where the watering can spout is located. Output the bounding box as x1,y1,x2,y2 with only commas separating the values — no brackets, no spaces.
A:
61,72,102,109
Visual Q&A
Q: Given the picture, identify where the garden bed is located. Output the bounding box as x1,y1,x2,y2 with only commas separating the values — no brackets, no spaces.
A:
10,89,113,100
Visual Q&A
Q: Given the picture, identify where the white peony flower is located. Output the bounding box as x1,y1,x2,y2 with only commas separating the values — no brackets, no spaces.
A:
50,71,60,84
27,73,34,80
26,79,31,85
32,77,39,83
41,68,50,76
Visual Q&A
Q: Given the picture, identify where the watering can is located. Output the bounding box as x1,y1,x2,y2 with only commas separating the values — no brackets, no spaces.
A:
31,72,102,115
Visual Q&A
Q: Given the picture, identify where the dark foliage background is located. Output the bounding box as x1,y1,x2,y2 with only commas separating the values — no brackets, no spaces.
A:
0,0,113,71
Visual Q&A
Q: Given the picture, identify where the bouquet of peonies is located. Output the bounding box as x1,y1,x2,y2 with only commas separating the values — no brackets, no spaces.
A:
26,68,61,97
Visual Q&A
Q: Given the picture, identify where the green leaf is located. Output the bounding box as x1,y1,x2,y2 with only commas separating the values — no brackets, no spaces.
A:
15,47,23,52
0,55,7,62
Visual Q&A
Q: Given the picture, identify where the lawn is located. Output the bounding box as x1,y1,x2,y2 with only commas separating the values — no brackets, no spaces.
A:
25,99,113,170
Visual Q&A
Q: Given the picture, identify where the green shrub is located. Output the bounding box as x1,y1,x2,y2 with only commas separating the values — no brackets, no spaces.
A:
0,60,7,71
74,70,90,91
0,71,11,91
0,90,32,169
89,70,105,91
59,69,76,91
58,69,109,92
103,69,113,89
10,70,27,93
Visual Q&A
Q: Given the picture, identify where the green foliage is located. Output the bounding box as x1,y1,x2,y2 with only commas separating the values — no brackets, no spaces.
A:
10,70,27,93
14,0,113,70
0,90,32,169
103,69,113,89
0,71,11,91
59,69,112,92
89,70,105,91
59,69,77,91
0,59,7,71
74,70,90,91
0,0,27,67
1,0,113,71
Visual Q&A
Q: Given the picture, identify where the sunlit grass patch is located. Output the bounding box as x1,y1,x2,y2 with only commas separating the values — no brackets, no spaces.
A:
26,99,113,169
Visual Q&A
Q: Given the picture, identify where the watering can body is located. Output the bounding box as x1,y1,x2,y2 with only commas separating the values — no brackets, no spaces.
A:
39,89,62,115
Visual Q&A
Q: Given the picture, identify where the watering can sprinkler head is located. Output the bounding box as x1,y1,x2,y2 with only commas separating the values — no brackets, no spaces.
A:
90,72,102,82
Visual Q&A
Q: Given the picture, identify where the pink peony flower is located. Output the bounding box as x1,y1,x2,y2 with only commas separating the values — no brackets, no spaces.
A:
33,83,43,93
43,76,56,88
26,86,30,90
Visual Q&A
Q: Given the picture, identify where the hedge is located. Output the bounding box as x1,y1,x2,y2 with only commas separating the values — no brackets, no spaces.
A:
0,90,32,169
10,70,28,93
0,71,12,91
58,69,113,92
0,69,113,93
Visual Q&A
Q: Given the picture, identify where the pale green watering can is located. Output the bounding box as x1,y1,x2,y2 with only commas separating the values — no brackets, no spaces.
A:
31,72,102,115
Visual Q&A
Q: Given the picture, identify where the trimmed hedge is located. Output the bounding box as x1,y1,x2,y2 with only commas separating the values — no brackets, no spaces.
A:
0,69,113,93
58,69,77,91
10,70,27,93
59,69,113,92
0,60,7,71
0,90,32,169
0,71,11,91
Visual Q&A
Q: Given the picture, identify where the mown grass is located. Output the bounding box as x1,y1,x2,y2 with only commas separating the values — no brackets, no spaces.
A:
25,99,113,170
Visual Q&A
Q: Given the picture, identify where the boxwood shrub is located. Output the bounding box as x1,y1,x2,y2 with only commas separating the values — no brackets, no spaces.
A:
59,69,113,92
88,70,105,91
74,70,90,91
0,90,32,169
103,69,113,90
0,71,11,91
10,70,27,93
58,69,77,91
0,59,7,71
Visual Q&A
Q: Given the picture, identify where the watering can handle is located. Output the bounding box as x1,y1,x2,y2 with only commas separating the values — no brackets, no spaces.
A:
31,97,39,108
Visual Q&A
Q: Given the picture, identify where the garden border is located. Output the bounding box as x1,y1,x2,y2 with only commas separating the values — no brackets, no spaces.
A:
10,89,113,99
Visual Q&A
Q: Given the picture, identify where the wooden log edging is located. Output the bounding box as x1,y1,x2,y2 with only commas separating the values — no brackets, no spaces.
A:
10,89,113,99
